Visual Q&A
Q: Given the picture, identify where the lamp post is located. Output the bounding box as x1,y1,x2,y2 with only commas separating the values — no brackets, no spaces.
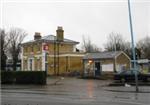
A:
127,0,139,92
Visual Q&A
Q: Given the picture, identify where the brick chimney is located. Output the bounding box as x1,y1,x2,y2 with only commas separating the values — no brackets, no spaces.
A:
34,32,41,40
56,26,64,41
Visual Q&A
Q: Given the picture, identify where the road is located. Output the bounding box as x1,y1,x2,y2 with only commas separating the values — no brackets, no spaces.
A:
1,77,150,105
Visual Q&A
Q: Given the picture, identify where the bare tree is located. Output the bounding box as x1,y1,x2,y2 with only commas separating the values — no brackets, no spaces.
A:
137,36,150,59
82,35,101,53
123,41,132,57
104,32,127,51
0,29,12,70
0,29,7,70
104,32,140,59
8,28,27,71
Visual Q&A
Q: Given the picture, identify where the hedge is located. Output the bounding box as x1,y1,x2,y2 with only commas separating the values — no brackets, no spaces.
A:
15,71,46,84
1,71,15,84
1,71,46,85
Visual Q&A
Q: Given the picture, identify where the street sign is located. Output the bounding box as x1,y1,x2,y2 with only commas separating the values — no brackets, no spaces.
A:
137,59,149,64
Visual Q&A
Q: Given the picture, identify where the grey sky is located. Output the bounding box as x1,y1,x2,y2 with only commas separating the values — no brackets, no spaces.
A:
1,0,150,49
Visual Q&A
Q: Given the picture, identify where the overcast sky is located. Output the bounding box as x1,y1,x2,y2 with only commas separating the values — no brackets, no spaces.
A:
1,0,150,49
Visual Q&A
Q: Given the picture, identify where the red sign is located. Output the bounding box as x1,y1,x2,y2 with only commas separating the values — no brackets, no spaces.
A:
43,44,48,50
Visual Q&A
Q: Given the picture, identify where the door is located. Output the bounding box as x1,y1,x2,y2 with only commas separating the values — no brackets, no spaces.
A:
95,62,101,76
45,63,48,74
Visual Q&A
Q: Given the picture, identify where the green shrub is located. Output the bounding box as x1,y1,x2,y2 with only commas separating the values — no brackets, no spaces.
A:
1,71,15,84
15,71,46,85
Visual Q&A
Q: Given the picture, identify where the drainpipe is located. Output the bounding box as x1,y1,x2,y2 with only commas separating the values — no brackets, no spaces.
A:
114,56,117,73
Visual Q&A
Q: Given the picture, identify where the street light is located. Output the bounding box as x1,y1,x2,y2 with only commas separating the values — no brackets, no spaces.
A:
127,0,139,92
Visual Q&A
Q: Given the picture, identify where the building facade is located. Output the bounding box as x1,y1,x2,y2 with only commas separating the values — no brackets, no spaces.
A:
21,27,84,75
83,51,131,77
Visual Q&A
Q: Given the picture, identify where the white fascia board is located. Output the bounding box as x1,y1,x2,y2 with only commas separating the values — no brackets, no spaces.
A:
47,54,85,57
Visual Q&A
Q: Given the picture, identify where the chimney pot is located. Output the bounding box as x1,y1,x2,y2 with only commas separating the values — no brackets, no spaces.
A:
34,32,41,40
56,26,64,41
57,26,63,30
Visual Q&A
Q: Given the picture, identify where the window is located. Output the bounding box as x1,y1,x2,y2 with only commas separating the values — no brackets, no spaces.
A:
45,53,48,62
36,44,41,51
25,47,28,52
24,60,27,70
37,58,40,70
31,46,34,52
37,44,40,52
125,70,132,74
29,59,32,71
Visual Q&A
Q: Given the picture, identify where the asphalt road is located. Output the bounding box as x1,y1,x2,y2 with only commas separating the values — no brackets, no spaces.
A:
1,77,150,105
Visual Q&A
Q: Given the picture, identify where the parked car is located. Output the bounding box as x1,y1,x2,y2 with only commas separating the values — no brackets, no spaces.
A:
114,69,150,82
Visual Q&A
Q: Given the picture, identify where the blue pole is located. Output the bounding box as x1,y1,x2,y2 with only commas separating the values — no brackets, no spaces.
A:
127,0,139,92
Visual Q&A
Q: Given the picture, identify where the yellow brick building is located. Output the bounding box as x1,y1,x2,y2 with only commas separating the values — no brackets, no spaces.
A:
83,51,131,77
21,27,85,75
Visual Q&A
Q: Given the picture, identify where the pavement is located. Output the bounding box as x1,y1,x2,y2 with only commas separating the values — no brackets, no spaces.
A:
1,77,150,105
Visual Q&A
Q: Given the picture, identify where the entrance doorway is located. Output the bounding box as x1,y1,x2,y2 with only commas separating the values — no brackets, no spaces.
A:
95,62,101,76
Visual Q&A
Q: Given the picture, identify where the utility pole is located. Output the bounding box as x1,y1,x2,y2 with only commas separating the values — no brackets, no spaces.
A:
127,0,139,92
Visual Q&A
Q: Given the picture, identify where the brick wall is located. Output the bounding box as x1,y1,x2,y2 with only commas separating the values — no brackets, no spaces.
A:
116,53,130,69
47,56,83,75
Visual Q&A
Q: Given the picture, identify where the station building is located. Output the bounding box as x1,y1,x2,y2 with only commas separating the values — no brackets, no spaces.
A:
21,27,84,75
